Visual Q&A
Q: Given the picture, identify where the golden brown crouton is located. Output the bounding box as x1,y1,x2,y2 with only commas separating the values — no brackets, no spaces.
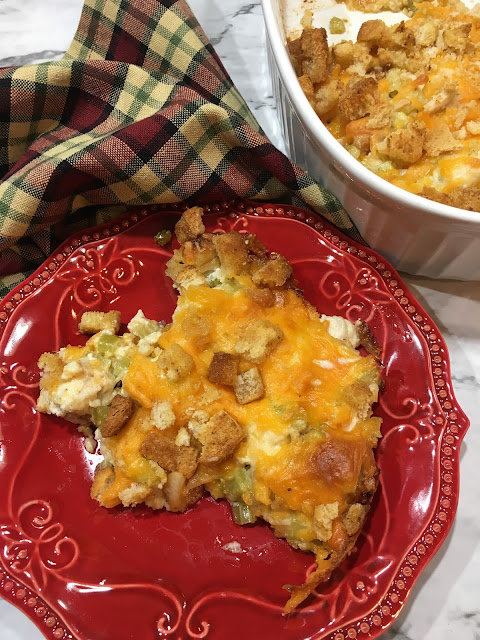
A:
174,207,205,245
243,233,269,259
90,465,119,507
357,19,386,44
100,394,135,437
410,19,439,47
314,79,345,117
37,352,63,401
78,310,121,335
140,432,198,478
443,22,471,53
118,482,152,507
333,41,354,69
424,124,462,157
313,502,339,541
377,120,425,165
212,232,250,276
251,254,292,287
234,367,265,404
182,234,219,273
198,410,246,464
343,503,367,535
234,319,284,363
338,77,378,122
246,288,276,308
298,75,315,103
301,28,329,84
158,343,195,381
150,400,176,431
424,84,457,115
174,265,207,290
181,314,211,348
207,352,238,386
366,103,391,129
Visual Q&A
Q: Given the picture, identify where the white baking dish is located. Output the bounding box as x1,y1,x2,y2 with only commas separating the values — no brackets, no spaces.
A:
262,0,480,279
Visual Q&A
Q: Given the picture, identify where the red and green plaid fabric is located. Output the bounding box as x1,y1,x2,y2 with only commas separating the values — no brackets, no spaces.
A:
0,0,358,298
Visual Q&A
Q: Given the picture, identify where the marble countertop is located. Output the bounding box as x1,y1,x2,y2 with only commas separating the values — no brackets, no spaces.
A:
0,1,479,639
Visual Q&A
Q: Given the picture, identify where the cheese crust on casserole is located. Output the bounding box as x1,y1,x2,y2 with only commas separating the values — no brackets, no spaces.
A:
37,207,382,612
289,0,480,211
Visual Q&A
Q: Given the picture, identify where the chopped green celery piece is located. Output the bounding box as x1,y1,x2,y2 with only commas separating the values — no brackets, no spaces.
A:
329,17,345,34
154,229,172,246
96,333,121,355
112,355,130,379
92,405,109,427
231,501,256,525
221,466,252,500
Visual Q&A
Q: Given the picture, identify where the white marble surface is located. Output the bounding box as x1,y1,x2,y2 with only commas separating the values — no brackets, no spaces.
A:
0,1,479,639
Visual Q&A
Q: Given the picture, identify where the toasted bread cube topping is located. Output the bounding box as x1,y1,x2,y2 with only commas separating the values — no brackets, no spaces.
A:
234,319,284,363
234,367,265,404
174,206,205,244
100,394,135,437
158,344,195,381
79,310,121,335
151,400,176,431
198,410,246,464
207,352,238,386
140,432,198,478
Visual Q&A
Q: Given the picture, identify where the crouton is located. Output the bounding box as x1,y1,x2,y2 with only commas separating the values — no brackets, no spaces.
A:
174,207,205,245
234,319,284,363
314,79,345,117
298,75,315,103
243,233,269,259
343,503,367,535
90,465,119,507
301,28,330,84
181,234,219,272
158,344,195,381
100,394,135,437
37,353,63,412
207,352,238,386
357,19,386,44
197,410,246,464
246,288,276,308
466,120,480,136
150,400,176,431
174,265,207,289
338,77,378,122
443,22,471,53
410,19,439,47
234,367,265,404
377,120,425,165
424,124,462,157
313,502,339,541
181,314,211,348
78,310,121,335
333,41,354,69
366,103,391,129
140,432,198,478
211,232,250,276
424,84,457,114
118,482,152,507
251,254,292,287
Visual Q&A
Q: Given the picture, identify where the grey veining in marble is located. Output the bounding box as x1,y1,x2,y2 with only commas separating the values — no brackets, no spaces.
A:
0,1,479,639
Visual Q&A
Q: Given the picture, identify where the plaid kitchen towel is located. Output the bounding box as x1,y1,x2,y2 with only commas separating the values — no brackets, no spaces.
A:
0,0,358,298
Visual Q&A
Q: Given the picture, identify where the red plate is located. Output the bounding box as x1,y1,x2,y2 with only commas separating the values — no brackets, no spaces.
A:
0,202,469,640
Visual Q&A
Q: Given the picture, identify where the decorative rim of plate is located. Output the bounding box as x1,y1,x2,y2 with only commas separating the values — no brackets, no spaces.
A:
0,200,470,640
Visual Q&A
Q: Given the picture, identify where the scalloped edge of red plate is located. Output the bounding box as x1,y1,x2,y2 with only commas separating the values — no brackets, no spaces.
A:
0,199,470,640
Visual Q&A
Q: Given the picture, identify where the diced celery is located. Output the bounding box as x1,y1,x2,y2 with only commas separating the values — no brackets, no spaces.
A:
96,333,121,355
329,17,345,34
221,466,252,500
112,356,131,379
154,229,172,246
231,502,256,525
92,405,109,427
